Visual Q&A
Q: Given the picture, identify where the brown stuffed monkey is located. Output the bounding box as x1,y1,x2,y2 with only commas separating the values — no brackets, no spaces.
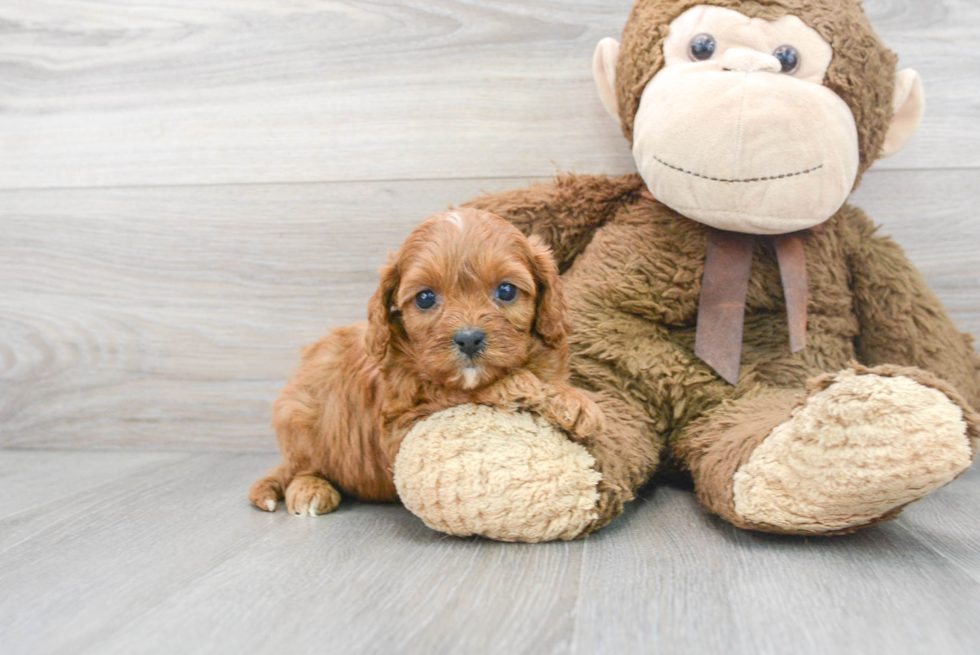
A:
392,0,980,541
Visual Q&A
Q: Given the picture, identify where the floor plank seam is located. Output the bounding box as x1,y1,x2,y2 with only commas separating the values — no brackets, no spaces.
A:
0,175,556,195
1,166,977,195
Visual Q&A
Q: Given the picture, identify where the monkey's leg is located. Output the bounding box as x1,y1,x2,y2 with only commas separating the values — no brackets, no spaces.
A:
673,365,978,535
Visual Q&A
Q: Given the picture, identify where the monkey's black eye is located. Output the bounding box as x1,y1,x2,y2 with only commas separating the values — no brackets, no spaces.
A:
773,45,800,74
689,34,716,61
415,289,436,310
495,283,518,303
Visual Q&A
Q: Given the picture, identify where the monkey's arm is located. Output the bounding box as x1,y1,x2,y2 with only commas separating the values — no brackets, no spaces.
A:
460,173,646,271
841,206,980,408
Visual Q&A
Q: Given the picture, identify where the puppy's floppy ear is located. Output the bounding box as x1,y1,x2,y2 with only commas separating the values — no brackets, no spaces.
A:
366,257,401,360
528,235,569,348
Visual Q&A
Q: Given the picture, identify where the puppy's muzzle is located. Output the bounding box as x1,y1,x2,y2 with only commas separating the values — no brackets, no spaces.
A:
453,327,486,359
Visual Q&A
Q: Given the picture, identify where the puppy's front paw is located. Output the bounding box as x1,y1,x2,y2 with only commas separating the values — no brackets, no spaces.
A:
546,388,606,441
285,475,341,516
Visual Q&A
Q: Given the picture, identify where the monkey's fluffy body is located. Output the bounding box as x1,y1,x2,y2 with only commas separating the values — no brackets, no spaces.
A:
452,173,980,536
550,177,980,418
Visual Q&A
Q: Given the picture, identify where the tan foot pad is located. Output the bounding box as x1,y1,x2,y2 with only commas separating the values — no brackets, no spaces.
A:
394,404,601,542
732,371,972,533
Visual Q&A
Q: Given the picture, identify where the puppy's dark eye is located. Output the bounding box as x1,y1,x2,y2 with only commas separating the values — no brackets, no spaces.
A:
773,45,800,74
415,289,436,310
495,283,518,303
689,34,716,61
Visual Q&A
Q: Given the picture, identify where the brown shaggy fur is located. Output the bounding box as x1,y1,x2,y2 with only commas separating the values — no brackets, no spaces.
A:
249,209,604,515
454,0,980,535
616,0,897,186
464,179,980,534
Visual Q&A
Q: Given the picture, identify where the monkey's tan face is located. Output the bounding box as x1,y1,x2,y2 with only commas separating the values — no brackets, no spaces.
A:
630,6,860,234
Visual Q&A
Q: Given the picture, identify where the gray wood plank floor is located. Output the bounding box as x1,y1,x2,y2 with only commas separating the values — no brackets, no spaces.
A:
1,450,979,655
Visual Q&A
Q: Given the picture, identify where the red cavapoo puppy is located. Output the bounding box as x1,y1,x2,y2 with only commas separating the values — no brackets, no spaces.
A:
249,208,602,516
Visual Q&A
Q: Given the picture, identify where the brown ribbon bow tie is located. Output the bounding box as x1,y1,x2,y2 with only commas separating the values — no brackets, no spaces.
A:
638,186,810,385
695,228,808,385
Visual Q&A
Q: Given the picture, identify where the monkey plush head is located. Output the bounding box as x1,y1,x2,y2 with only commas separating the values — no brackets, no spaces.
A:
593,0,924,235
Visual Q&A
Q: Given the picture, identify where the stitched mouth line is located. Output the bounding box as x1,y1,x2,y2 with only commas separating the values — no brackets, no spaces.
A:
654,156,823,183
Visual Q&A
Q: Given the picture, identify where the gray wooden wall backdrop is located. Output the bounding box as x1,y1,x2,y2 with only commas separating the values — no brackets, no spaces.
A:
1,0,978,451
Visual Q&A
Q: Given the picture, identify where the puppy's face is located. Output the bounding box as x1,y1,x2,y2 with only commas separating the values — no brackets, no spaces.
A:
367,209,567,390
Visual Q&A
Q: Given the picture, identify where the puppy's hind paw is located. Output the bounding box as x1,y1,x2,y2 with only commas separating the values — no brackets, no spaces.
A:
285,475,342,517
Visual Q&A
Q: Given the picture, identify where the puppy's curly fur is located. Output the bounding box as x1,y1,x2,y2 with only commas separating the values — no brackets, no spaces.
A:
249,208,603,516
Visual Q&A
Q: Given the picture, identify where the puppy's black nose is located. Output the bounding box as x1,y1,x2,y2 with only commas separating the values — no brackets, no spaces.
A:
453,328,486,358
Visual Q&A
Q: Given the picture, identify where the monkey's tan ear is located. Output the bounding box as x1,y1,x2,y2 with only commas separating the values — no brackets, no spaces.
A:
881,69,925,158
593,37,621,122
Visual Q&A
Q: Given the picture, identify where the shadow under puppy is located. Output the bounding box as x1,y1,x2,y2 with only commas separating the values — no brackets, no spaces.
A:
250,208,603,516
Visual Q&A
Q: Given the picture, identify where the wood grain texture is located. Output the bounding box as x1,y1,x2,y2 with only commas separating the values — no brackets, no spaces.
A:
572,477,980,654
0,177,520,450
0,0,977,190
2,169,978,451
0,450,188,521
1,451,978,655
